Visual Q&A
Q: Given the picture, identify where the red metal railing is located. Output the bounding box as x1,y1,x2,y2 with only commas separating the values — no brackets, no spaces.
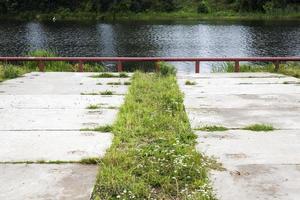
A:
0,57,299,73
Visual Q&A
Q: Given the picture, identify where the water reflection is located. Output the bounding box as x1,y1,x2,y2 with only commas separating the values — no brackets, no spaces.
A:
97,24,117,56
25,22,47,52
0,20,299,72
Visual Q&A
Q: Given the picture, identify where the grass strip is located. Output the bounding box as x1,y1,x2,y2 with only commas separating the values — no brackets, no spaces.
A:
86,104,101,110
196,125,229,132
91,72,129,78
185,80,197,85
81,125,113,133
0,157,100,165
243,124,275,132
92,71,216,200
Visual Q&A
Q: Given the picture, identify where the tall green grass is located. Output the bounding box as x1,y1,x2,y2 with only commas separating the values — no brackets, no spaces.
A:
212,62,300,78
0,64,28,81
24,50,104,72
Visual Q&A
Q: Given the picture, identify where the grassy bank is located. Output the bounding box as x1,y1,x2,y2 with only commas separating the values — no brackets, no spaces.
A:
92,69,217,199
212,62,300,78
2,10,300,22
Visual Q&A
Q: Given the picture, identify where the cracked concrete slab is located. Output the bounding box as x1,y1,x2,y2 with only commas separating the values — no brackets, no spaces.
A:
0,164,98,200
178,73,300,200
0,72,130,199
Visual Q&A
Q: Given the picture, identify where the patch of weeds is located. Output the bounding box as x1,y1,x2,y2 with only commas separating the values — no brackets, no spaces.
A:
158,62,177,76
106,106,118,109
0,64,27,80
185,80,197,85
92,72,215,200
124,81,131,85
87,104,101,110
107,82,122,85
283,81,300,84
80,157,101,165
119,72,129,78
100,90,114,95
196,125,229,132
92,73,116,78
96,82,103,85
91,72,129,78
81,92,100,95
1,159,100,165
243,124,275,132
81,125,113,132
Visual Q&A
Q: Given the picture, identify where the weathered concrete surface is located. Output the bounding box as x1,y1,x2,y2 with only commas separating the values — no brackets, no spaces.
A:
1,131,112,162
0,108,118,130
0,72,130,199
0,72,129,95
0,164,98,200
178,73,300,200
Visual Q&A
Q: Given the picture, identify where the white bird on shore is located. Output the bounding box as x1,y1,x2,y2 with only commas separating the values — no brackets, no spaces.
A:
52,16,56,22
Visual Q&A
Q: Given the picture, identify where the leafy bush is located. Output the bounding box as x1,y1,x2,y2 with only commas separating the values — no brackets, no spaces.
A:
158,62,177,77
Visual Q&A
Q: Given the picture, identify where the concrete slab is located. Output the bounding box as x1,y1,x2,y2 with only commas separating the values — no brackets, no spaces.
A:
183,93,300,109
0,72,131,95
178,73,300,200
0,95,124,109
196,130,300,167
211,164,300,200
0,72,129,199
187,107,300,129
0,131,112,162
0,164,98,200
0,108,118,131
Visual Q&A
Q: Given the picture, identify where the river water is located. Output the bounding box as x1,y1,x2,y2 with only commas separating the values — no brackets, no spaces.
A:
0,20,299,72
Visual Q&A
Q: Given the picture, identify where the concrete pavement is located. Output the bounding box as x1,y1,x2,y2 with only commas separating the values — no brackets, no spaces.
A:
178,73,300,200
0,72,130,199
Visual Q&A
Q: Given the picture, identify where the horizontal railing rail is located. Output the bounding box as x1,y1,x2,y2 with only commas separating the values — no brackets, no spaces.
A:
0,57,299,73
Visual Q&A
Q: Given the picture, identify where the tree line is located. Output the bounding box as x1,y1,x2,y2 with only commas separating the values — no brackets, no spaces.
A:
0,0,298,14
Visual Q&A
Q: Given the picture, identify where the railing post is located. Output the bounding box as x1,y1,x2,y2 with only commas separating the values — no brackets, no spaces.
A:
117,61,123,72
78,61,84,72
38,61,45,72
274,61,280,72
195,61,200,73
235,61,240,72
155,61,160,72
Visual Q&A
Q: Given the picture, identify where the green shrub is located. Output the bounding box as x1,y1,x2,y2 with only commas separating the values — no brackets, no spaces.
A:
158,62,177,77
